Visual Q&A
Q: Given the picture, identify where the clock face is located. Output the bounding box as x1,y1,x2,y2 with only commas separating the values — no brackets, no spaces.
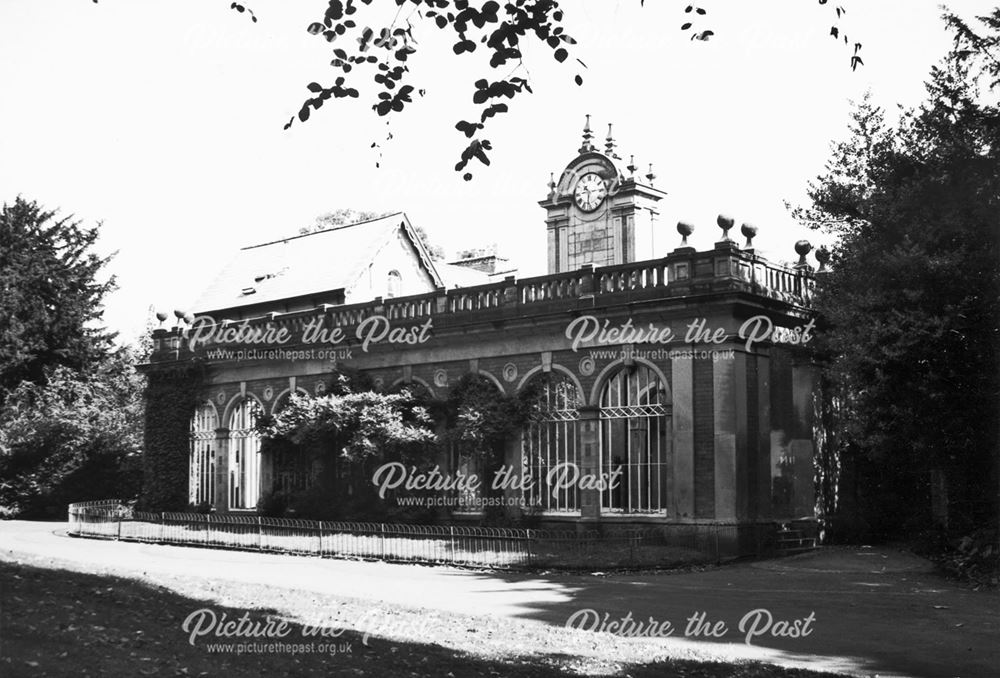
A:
573,172,607,212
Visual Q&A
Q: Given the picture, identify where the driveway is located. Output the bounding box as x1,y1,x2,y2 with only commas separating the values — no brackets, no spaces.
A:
1,520,996,678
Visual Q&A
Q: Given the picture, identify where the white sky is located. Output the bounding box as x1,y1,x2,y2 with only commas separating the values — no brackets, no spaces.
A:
1,1,990,345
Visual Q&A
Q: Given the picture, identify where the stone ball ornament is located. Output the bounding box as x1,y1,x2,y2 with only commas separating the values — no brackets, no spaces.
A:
815,245,831,271
717,214,735,240
795,239,813,266
676,221,695,247
740,223,758,248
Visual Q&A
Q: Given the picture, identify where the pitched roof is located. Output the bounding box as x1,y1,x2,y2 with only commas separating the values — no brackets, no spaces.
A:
191,212,443,315
435,262,493,288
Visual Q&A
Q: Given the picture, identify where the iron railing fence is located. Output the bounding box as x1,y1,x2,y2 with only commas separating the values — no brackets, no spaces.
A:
68,501,759,569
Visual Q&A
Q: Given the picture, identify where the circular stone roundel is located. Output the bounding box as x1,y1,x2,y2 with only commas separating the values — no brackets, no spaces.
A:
373,376,385,390
216,391,226,405
315,381,327,396
433,369,448,388
502,362,518,383
579,356,596,377
262,386,274,401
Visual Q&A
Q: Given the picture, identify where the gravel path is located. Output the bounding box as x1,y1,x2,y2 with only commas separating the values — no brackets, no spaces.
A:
2,520,997,678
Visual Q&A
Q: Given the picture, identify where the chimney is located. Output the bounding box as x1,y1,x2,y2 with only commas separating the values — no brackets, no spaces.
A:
447,245,512,275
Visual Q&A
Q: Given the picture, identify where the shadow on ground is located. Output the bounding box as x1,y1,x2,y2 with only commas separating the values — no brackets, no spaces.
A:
421,546,998,678
1,561,848,678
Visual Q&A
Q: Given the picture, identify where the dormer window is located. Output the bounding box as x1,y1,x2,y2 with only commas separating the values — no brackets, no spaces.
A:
387,270,402,298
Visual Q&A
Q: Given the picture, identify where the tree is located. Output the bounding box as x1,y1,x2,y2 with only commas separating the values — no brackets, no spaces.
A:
298,208,390,234
801,10,999,538
300,208,447,260
100,1,862,179
256,370,436,519
0,349,144,518
0,198,116,400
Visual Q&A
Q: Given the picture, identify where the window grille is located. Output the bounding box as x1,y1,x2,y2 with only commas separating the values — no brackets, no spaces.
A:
228,398,263,510
189,403,218,506
599,365,669,513
521,374,583,512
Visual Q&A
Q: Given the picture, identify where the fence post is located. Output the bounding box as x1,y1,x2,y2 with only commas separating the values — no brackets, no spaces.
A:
257,516,263,550
160,512,165,542
316,521,322,554
449,525,456,557
116,507,122,541
380,523,386,560
526,529,533,566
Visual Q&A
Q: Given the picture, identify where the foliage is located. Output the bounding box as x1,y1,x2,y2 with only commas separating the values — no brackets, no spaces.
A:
442,373,538,456
259,389,435,461
800,10,1000,536
87,1,863,179
298,208,447,260
298,208,391,234
0,197,116,400
0,350,144,518
938,528,1000,588
272,0,864,179
139,363,208,512
440,373,540,523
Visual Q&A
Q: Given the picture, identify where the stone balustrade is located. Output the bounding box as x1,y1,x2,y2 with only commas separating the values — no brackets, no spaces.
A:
149,244,815,362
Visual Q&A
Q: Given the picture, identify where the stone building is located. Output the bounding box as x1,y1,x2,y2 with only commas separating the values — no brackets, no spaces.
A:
145,120,820,547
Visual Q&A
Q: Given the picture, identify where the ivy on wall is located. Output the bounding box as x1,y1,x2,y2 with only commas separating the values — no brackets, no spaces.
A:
138,363,208,512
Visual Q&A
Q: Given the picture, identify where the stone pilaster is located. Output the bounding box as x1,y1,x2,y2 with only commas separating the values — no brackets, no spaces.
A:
755,354,772,520
577,406,601,522
733,350,749,521
790,361,816,518
213,428,230,512
671,357,694,519
714,355,737,521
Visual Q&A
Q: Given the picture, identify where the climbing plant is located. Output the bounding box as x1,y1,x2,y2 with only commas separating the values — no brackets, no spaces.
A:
139,363,209,512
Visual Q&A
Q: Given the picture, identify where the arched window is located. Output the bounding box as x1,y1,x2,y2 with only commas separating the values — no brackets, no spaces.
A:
228,398,263,510
270,390,315,495
599,364,669,513
446,375,501,513
189,403,219,507
520,373,583,512
387,269,402,298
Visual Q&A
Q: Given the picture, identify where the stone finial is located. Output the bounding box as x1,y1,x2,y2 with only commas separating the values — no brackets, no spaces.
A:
676,221,695,247
579,114,594,153
645,163,656,186
155,311,168,327
547,171,556,198
740,222,758,248
717,214,735,241
173,309,187,326
626,154,637,176
795,239,813,266
605,123,616,157
815,245,831,272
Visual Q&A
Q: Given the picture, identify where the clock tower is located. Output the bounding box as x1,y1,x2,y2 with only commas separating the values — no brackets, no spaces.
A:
540,116,666,274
